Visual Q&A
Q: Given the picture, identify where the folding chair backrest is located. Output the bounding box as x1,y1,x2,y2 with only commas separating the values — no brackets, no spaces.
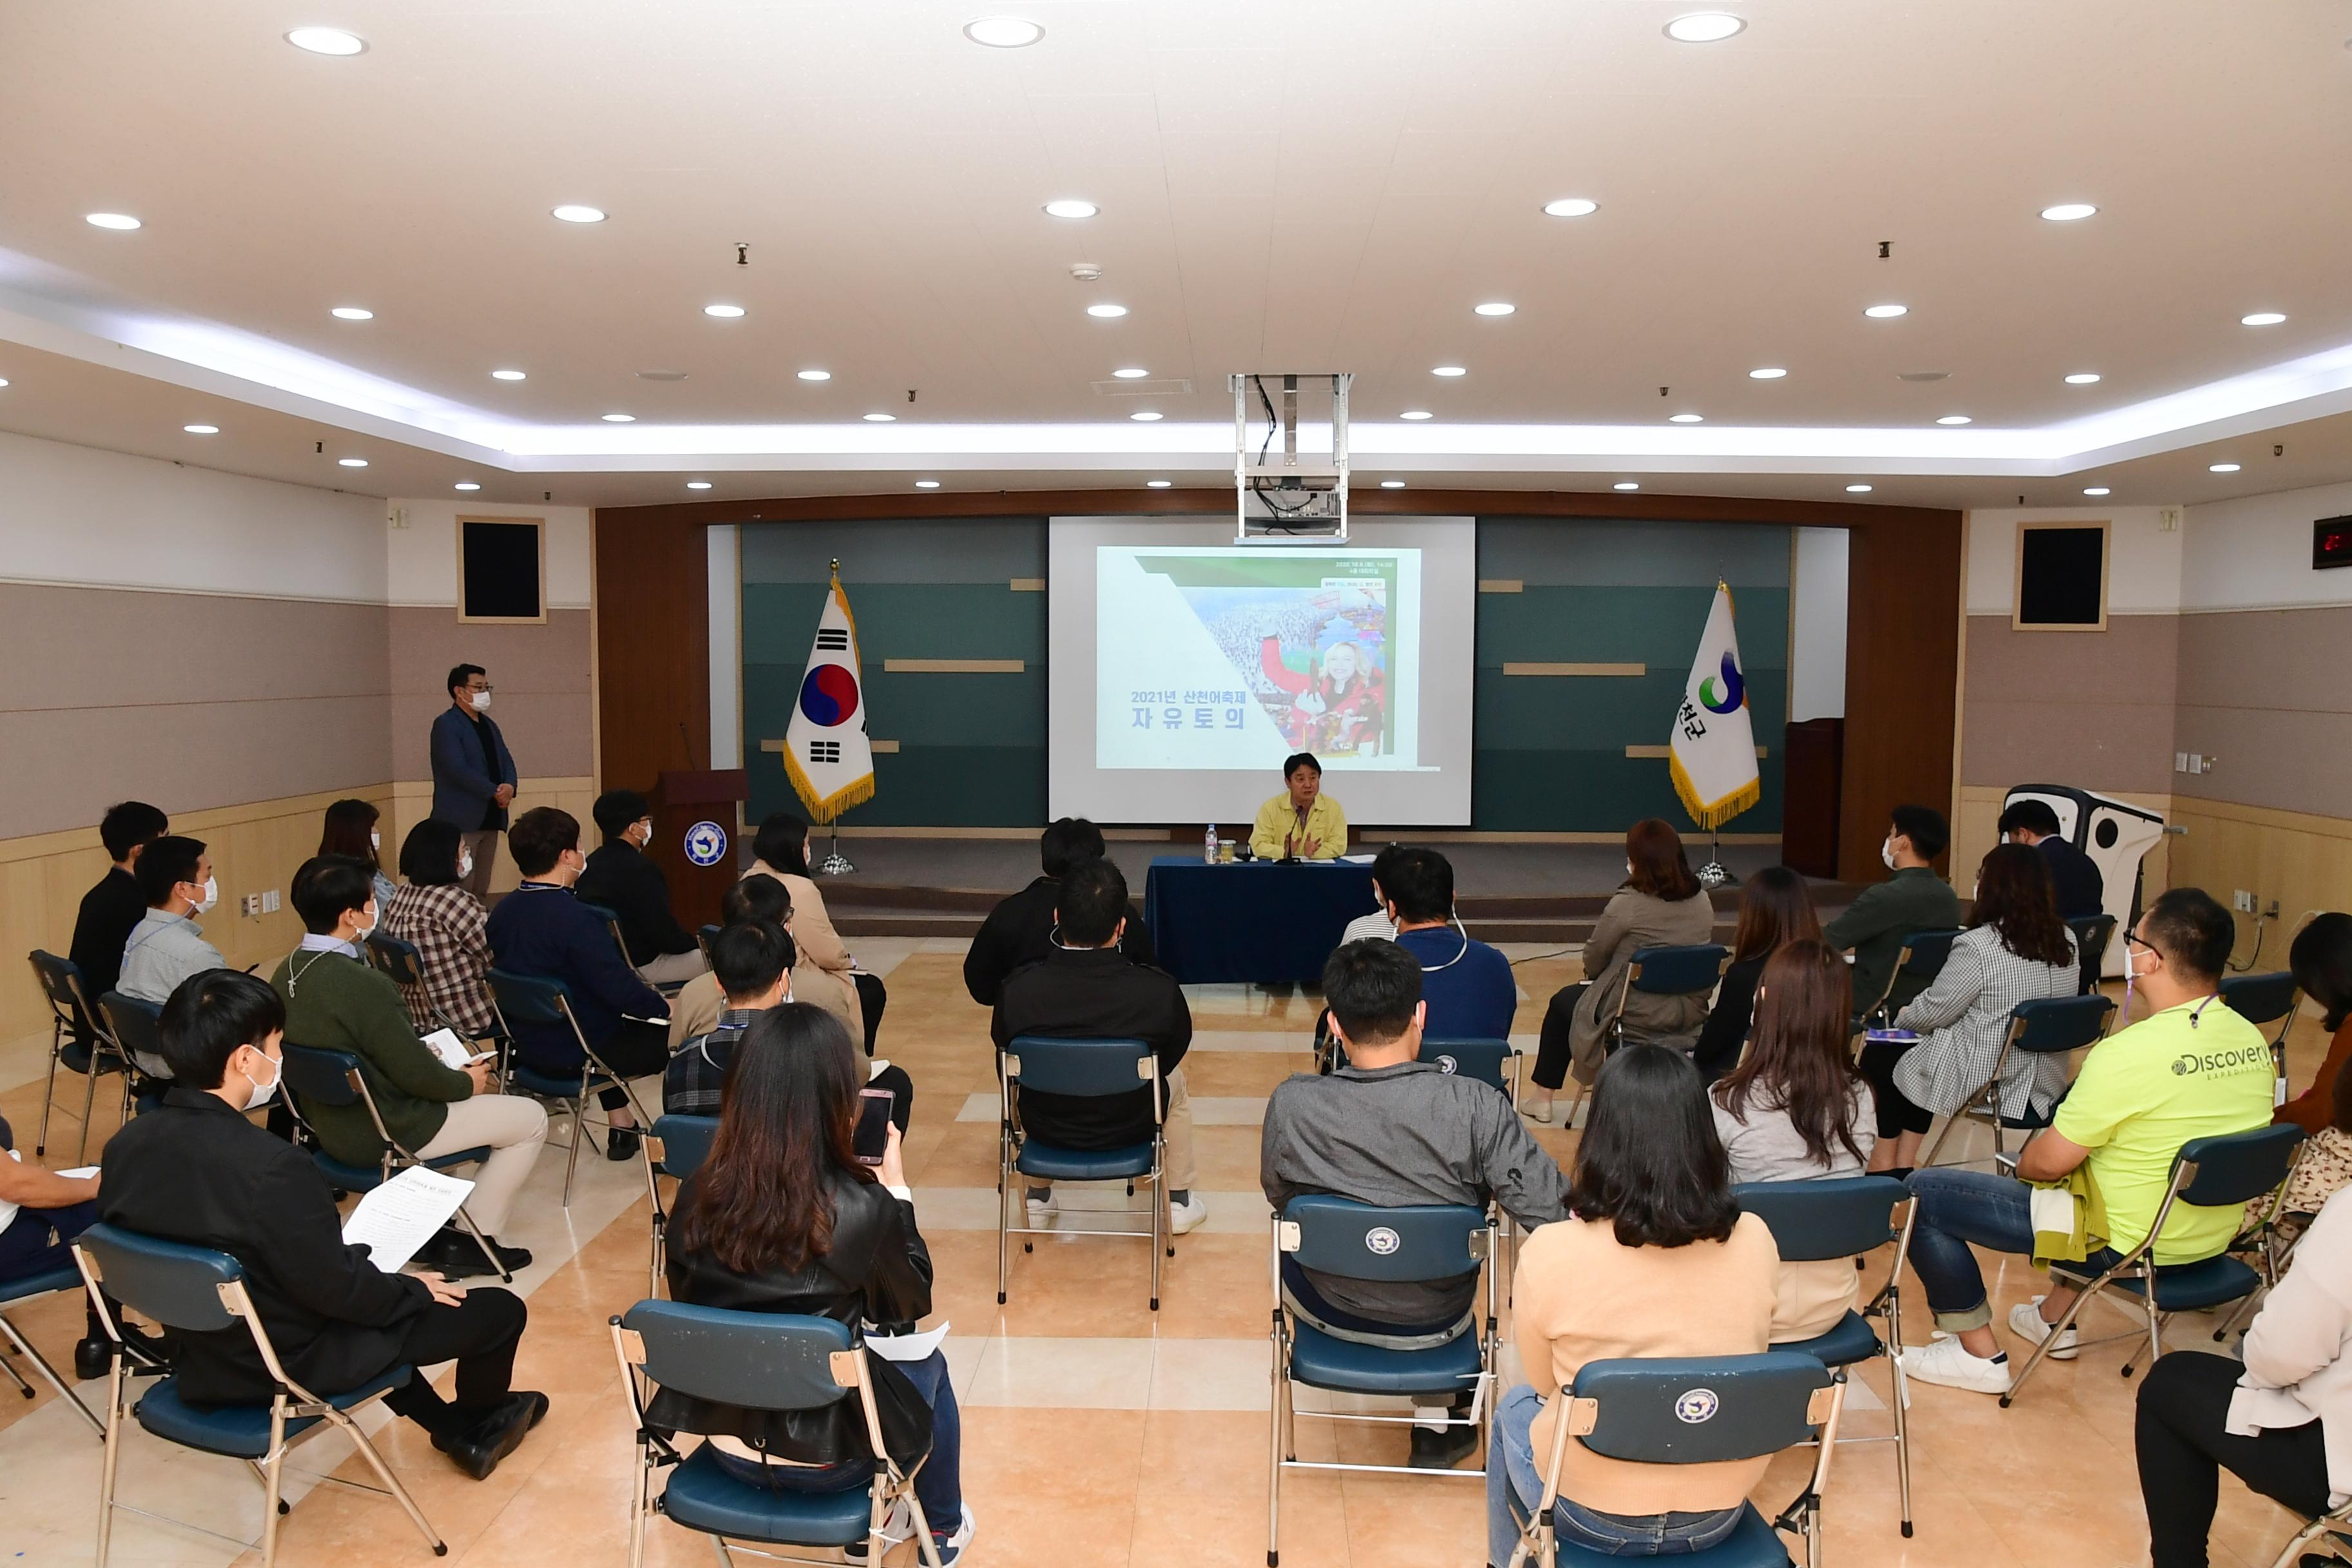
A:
1731,1175,1907,1264
1568,1352,1832,1466
578,901,631,967
1419,1039,1516,1093
1280,1195,1487,1282
279,1041,366,1110
2067,915,2118,993
2010,993,2115,1054
2219,972,2300,1030
75,1223,243,1335
486,968,576,1029
1893,929,1967,990
650,1113,721,1181
1627,945,1730,997
2175,1124,2305,1209
1004,1035,1155,1099
28,950,96,1032
364,930,429,989
696,924,721,965
620,1299,855,1416
99,991,166,1075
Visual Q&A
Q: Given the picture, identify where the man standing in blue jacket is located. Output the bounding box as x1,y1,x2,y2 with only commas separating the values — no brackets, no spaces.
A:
433,663,519,899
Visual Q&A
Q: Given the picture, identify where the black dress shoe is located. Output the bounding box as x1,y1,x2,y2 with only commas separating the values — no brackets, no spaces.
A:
604,1127,642,1162
420,1230,534,1279
431,1391,550,1480
1408,1421,1480,1470
74,1336,110,1382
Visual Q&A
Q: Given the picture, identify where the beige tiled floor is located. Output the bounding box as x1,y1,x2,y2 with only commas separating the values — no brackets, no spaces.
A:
0,943,2320,1566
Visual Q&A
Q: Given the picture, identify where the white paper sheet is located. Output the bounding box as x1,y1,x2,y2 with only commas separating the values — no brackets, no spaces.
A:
419,1028,471,1069
57,1167,100,1181
865,1320,949,1364
342,1166,475,1271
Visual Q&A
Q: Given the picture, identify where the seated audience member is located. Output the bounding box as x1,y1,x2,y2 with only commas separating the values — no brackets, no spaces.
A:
1528,819,1714,1122
1860,842,2077,1173
746,814,884,1054
380,818,498,1037
576,789,708,987
1709,939,1877,1341
484,807,671,1161
666,919,916,1130
1262,938,1567,1469
961,816,1155,1006
667,873,841,1044
320,796,398,912
1899,890,2275,1395
70,800,170,1014
1691,865,1820,1084
1373,847,1516,1044
1999,796,2106,921
2277,911,2352,1136
1250,752,1348,861
656,1003,972,1562
2250,1056,2352,1264
119,835,226,1005
992,857,1205,1235
275,856,545,1275
1491,1044,1779,1561
2134,1179,2352,1568
0,1110,115,1379
1337,848,1402,948
100,971,545,1478
1823,804,1963,1021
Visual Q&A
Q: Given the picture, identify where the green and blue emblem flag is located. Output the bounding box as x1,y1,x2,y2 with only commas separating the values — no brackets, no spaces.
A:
1669,581,1760,830
782,567,875,821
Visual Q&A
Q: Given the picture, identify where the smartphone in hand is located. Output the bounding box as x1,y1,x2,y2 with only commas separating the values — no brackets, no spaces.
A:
854,1088,895,1165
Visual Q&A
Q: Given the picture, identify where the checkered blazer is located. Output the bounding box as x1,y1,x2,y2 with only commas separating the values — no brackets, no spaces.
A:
1892,923,2080,1121
380,881,497,1037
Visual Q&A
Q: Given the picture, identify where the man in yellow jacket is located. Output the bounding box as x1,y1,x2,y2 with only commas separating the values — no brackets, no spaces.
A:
1250,752,1348,861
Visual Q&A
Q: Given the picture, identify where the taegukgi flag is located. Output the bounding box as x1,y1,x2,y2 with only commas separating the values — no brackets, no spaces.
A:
1669,581,1760,830
782,567,875,821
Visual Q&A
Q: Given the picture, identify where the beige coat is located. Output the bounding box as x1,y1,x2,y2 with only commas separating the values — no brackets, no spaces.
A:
744,860,863,1035
2232,1182,2352,1504
1567,888,1716,1085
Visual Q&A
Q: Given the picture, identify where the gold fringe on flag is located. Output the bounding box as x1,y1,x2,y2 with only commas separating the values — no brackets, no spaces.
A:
781,745,876,824
1670,749,1760,832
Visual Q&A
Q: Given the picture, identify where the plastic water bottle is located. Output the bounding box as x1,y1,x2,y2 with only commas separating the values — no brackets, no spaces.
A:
1204,824,1219,865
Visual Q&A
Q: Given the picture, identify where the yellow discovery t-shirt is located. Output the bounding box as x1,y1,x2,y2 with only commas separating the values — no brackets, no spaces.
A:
2052,995,2275,1264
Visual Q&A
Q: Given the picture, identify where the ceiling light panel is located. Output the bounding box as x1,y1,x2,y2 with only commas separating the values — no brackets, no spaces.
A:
2040,203,2097,222
1542,198,1598,218
1665,13,1746,43
1043,199,1098,219
85,212,141,230
964,16,1044,47
551,204,607,224
285,27,366,55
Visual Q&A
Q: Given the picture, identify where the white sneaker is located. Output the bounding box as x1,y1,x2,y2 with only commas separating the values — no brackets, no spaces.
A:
932,1504,977,1565
1024,1190,1056,1223
1168,1193,1210,1235
2009,1297,2079,1360
1896,1333,2012,1395
843,1497,915,1558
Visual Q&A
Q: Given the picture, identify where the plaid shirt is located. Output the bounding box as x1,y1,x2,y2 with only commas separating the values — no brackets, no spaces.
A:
664,1008,755,1116
380,882,496,1036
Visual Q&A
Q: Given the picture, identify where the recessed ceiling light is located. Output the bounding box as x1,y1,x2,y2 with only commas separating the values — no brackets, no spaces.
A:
687,480,713,490
704,304,746,318
1431,365,1467,377
182,424,219,435
2081,487,2110,496
1086,303,1128,318
330,306,373,320
1845,484,1873,493
1749,367,1788,380
0,378,10,388
1614,482,1641,491
285,26,366,55
1936,415,1972,426
2210,462,2241,473
1380,480,1406,489
796,369,832,382
338,457,368,467
2040,203,2098,222
1863,304,1908,319
1400,410,1434,420
1669,413,1704,423
963,16,1044,48
1043,199,1098,219
1112,367,1150,380
602,413,635,422
454,482,481,491
2241,311,2287,327
551,204,607,224
1130,411,1163,422
864,412,897,422
1665,12,1746,43
2064,372,2101,384
1473,302,1516,317
84,212,141,230
491,368,526,380
1146,480,1172,489
914,479,942,489
1542,198,1598,218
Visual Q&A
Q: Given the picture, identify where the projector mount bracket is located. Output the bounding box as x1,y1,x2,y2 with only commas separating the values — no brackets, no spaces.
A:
1233,372,1351,543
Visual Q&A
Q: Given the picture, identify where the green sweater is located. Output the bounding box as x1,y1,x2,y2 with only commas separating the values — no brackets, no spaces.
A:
270,946,473,1165
1823,866,1964,1018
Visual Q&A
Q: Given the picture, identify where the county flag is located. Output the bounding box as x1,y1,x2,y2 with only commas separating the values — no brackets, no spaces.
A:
782,569,875,821
1669,581,1760,830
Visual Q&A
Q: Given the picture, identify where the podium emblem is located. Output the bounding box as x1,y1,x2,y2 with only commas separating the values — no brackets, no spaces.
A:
683,821,729,868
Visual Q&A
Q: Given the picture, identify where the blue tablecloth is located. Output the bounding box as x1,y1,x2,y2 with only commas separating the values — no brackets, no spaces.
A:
1140,857,1378,986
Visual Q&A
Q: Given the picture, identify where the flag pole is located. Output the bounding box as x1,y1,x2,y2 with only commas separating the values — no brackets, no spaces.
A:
818,556,857,876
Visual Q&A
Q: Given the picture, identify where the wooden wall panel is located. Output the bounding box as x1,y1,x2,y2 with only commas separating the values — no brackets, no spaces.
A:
594,511,710,794
1839,509,1965,879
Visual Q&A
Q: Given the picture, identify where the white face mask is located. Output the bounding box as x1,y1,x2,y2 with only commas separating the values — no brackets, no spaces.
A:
458,851,475,881
243,1050,280,1111
1880,839,1899,872
2122,936,2141,1012
469,691,492,712
1625,859,1636,881
369,830,381,852
353,902,379,941
188,875,219,915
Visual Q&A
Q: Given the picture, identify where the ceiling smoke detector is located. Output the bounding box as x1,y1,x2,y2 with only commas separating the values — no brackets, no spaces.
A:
1070,262,1103,282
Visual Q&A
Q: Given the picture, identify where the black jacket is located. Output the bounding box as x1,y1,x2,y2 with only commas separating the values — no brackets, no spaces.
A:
652,1167,933,1464
962,876,1155,1006
2037,836,2107,922
69,867,148,1012
97,1087,433,1406
992,945,1191,1150
576,840,698,965
1691,953,1766,1084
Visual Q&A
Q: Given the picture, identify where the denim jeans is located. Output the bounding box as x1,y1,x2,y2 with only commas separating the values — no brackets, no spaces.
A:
1902,1169,2039,1333
1485,1384,1744,1563
709,1350,962,1536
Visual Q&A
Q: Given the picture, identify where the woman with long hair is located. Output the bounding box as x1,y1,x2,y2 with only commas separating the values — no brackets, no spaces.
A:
2277,912,2352,1135
1527,819,1714,1121
1861,841,2078,1171
1710,939,1877,1340
380,818,496,1036
747,813,887,1053
655,1003,971,1562
1491,1044,1779,1561
1690,866,1821,1084
319,797,396,910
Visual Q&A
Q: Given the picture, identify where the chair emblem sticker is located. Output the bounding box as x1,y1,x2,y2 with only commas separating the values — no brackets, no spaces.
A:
1364,1226,1400,1256
1674,1388,1720,1424
1435,1054,1457,1074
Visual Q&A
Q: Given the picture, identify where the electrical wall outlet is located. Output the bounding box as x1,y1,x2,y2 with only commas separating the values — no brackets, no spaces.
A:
2233,890,2255,913
240,894,261,916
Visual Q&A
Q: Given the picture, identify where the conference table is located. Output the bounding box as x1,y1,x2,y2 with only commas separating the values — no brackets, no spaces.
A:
1140,856,1378,986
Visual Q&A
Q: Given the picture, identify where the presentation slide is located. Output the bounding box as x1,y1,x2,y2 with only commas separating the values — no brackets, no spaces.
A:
1048,518,1476,825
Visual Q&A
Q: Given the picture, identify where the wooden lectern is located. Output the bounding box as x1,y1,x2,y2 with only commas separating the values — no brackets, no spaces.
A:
651,769,748,930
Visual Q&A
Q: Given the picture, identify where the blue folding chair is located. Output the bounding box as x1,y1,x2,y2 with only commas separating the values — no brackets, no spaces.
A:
1268,1196,1497,1567
364,930,495,1053
1607,945,1732,1050
276,1041,511,1282
0,1260,104,1435
25,950,138,1161
1919,992,2116,1170
1734,1176,1916,1543
695,924,723,965
72,1223,445,1567
997,1035,1172,1309
643,1113,721,1298
1326,1038,1520,1103
2220,970,2304,1093
97,990,172,1085
486,968,652,1205
1503,1352,1838,1568
1856,929,1968,1030
611,1299,945,1568
2005,1122,2307,1406
2066,914,2119,997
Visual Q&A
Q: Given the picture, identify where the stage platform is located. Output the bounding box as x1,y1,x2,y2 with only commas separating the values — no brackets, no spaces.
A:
778,836,1865,944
